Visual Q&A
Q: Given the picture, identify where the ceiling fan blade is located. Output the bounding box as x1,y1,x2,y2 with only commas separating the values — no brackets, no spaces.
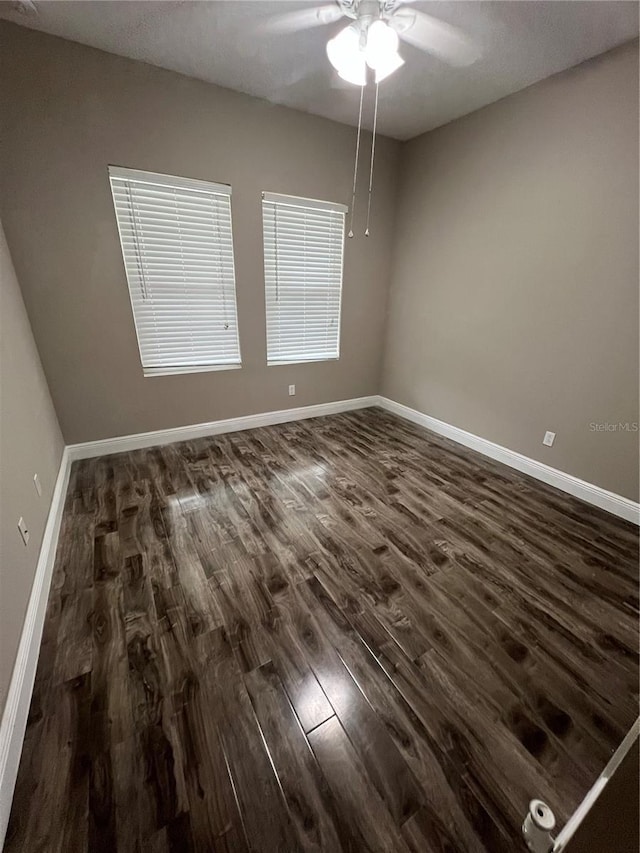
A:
390,9,480,66
263,4,343,35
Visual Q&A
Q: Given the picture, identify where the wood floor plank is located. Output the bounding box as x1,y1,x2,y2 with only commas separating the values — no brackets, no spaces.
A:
161,504,224,637
6,408,638,852
200,627,298,852
210,554,276,673
52,521,95,683
308,716,413,853
264,590,335,733
245,662,345,852
5,674,91,853
173,668,249,852
91,561,134,743
293,581,424,827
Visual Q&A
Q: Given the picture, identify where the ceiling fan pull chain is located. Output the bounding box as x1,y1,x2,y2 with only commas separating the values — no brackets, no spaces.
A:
365,80,379,237
348,82,366,239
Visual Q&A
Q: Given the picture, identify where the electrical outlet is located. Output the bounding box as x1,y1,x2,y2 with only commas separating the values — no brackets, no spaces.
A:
34,473,42,496
18,517,29,546
288,384,296,396
543,431,556,447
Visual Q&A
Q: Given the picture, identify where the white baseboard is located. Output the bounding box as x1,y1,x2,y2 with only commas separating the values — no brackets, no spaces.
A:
66,396,380,461
0,448,71,848
378,397,640,525
57,392,640,523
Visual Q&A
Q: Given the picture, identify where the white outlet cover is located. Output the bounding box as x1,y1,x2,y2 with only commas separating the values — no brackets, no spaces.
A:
18,517,29,546
288,385,296,396
543,431,556,447
34,473,42,496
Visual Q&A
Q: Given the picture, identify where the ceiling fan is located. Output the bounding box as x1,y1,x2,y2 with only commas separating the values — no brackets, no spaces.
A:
265,1,479,239
265,0,480,85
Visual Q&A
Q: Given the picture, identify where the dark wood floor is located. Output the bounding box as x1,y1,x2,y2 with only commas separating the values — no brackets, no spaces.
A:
6,408,639,852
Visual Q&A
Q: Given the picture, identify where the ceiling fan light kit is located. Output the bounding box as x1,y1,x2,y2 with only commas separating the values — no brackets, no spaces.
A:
364,19,404,80
326,16,404,85
372,46,405,83
327,25,367,85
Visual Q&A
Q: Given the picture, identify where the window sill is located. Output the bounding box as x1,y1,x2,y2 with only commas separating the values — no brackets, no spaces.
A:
267,357,340,367
143,363,242,377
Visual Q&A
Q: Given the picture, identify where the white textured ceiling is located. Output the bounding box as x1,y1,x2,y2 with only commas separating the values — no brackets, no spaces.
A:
1,0,637,139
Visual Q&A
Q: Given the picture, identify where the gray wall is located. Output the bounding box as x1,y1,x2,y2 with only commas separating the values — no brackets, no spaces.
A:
0,221,64,716
382,42,639,501
1,23,638,502
0,22,399,444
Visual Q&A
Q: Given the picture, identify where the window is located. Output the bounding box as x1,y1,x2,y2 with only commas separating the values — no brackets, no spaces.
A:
262,192,346,365
109,166,241,376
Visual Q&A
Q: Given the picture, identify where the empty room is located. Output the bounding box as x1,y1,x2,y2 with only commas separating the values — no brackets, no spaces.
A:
0,1,638,851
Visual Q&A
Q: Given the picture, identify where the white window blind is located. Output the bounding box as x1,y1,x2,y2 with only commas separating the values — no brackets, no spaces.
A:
262,192,347,365
109,166,241,376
